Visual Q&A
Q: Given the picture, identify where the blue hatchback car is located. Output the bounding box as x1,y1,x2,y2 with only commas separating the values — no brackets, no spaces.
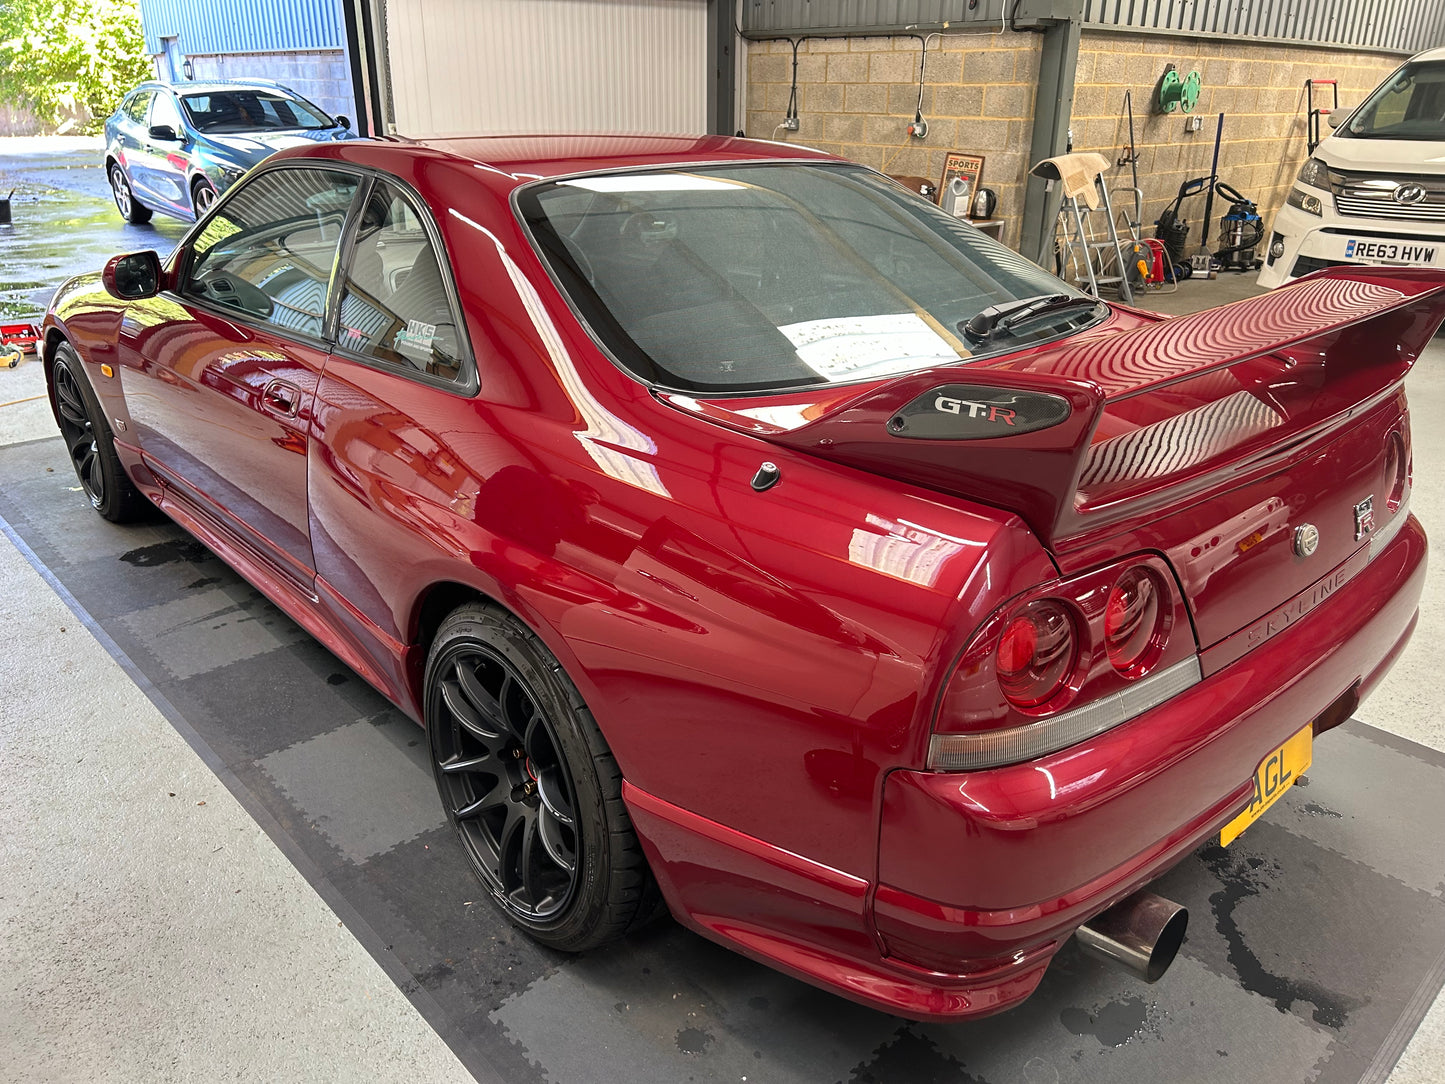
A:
104,79,357,223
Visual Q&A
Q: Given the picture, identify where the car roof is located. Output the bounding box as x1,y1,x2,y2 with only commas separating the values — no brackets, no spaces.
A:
287,133,837,186
1413,46,1445,63
130,80,302,97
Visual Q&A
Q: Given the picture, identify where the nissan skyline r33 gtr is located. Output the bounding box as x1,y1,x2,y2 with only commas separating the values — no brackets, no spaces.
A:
40,134,1443,1020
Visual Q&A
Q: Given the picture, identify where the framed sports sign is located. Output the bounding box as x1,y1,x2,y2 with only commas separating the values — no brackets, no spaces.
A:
939,152,986,216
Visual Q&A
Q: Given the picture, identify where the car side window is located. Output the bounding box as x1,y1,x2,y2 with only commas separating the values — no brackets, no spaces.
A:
124,91,152,124
335,180,465,382
149,91,183,134
181,167,360,340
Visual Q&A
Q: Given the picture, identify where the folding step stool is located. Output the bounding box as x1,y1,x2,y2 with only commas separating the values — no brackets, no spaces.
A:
1032,152,1136,305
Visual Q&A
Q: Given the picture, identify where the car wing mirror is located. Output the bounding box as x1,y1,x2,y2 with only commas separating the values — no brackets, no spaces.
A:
1327,110,1348,129
148,124,181,142
102,251,163,300
334,115,350,130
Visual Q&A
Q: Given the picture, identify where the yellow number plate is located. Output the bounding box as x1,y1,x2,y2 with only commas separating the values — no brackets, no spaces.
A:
1220,725,1312,846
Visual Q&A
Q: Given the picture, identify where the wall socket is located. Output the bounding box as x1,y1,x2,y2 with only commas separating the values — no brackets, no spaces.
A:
782,117,799,131
1185,115,1203,132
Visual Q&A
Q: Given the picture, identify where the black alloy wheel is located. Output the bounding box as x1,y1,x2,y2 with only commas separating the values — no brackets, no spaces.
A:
109,164,151,224
51,344,148,523
427,604,659,950
438,642,582,920
192,178,218,216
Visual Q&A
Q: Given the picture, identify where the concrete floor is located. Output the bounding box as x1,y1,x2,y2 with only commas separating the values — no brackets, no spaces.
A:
1,138,1443,1081
0,517,476,1083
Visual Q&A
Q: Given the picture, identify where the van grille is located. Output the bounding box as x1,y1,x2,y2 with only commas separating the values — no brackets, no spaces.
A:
1331,169,1445,222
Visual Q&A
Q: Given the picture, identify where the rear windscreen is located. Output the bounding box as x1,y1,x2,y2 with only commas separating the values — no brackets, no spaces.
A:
517,163,1099,394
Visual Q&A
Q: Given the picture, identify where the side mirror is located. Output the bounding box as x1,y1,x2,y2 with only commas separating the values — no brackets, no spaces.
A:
102,251,163,300
334,115,350,130
1327,110,1347,129
148,124,181,142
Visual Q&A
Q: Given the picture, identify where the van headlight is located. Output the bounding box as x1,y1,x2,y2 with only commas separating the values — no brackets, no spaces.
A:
1286,187,1324,216
1296,157,1331,190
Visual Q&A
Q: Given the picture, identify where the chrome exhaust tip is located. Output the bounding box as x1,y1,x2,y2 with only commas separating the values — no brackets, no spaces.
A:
1074,889,1188,984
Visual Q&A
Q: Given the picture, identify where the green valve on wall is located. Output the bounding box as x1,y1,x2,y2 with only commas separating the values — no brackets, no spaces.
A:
1158,66,1203,113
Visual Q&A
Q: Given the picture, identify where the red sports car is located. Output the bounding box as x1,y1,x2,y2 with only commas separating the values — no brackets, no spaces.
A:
41,135,1443,1020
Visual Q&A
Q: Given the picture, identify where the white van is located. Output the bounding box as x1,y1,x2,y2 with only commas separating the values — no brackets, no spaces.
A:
1258,46,1445,288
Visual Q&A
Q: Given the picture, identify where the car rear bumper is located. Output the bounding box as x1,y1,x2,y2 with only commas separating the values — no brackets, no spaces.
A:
628,517,1426,1021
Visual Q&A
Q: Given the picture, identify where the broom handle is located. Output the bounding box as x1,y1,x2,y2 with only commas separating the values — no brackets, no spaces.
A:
1199,112,1224,251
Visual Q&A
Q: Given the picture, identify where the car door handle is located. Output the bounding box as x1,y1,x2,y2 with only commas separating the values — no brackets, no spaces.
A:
262,378,301,417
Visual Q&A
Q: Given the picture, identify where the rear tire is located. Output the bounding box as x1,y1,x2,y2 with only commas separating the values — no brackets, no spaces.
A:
51,342,149,523
109,164,151,224
426,602,661,951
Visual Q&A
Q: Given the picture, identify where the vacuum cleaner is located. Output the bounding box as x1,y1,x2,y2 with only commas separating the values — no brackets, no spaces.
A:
1211,182,1264,272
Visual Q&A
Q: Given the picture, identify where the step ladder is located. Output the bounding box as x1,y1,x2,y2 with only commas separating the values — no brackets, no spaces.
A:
1032,152,1136,304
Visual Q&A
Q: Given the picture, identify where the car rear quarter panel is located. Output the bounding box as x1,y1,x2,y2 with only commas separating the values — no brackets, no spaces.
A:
315,373,1056,879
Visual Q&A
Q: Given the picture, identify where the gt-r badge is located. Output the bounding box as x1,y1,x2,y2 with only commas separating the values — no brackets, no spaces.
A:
933,394,1015,423
1355,496,1375,541
1293,524,1320,557
888,384,1071,440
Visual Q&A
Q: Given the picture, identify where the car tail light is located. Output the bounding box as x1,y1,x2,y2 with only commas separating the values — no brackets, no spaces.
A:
1370,424,1413,560
1104,566,1165,677
929,555,1199,771
1384,429,1408,514
997,601,1077,708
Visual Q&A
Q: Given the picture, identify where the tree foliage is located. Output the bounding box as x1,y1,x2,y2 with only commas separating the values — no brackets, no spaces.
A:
0,0,152,131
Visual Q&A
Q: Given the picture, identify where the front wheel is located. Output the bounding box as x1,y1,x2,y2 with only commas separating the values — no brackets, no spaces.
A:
51,343,149,522
192,178,218,217
109,164,151,224
426,603,659,951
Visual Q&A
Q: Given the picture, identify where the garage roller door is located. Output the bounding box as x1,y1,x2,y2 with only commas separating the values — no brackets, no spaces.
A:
384,0,708,137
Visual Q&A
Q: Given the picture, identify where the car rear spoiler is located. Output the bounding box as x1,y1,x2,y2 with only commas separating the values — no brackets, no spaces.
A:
757,267,1445,549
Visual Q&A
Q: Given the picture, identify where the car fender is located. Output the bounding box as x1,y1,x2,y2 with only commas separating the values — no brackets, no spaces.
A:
42,275,131,431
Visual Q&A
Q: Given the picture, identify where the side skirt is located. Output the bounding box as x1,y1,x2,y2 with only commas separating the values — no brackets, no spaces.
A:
148,470,412,717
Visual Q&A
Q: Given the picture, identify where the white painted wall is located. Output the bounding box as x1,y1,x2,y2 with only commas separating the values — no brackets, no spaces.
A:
384,0,708,137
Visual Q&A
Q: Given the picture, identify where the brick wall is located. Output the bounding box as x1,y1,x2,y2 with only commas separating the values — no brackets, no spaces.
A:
744,29,1042,249
1073,31,1406,253
186,51,356,128
744,28,1406,255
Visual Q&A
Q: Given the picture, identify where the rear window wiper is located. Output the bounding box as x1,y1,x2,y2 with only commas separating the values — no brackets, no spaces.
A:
961,293,1102,342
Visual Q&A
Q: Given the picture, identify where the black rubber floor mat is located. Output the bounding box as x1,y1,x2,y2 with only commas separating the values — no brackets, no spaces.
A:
4,435,1443,1084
